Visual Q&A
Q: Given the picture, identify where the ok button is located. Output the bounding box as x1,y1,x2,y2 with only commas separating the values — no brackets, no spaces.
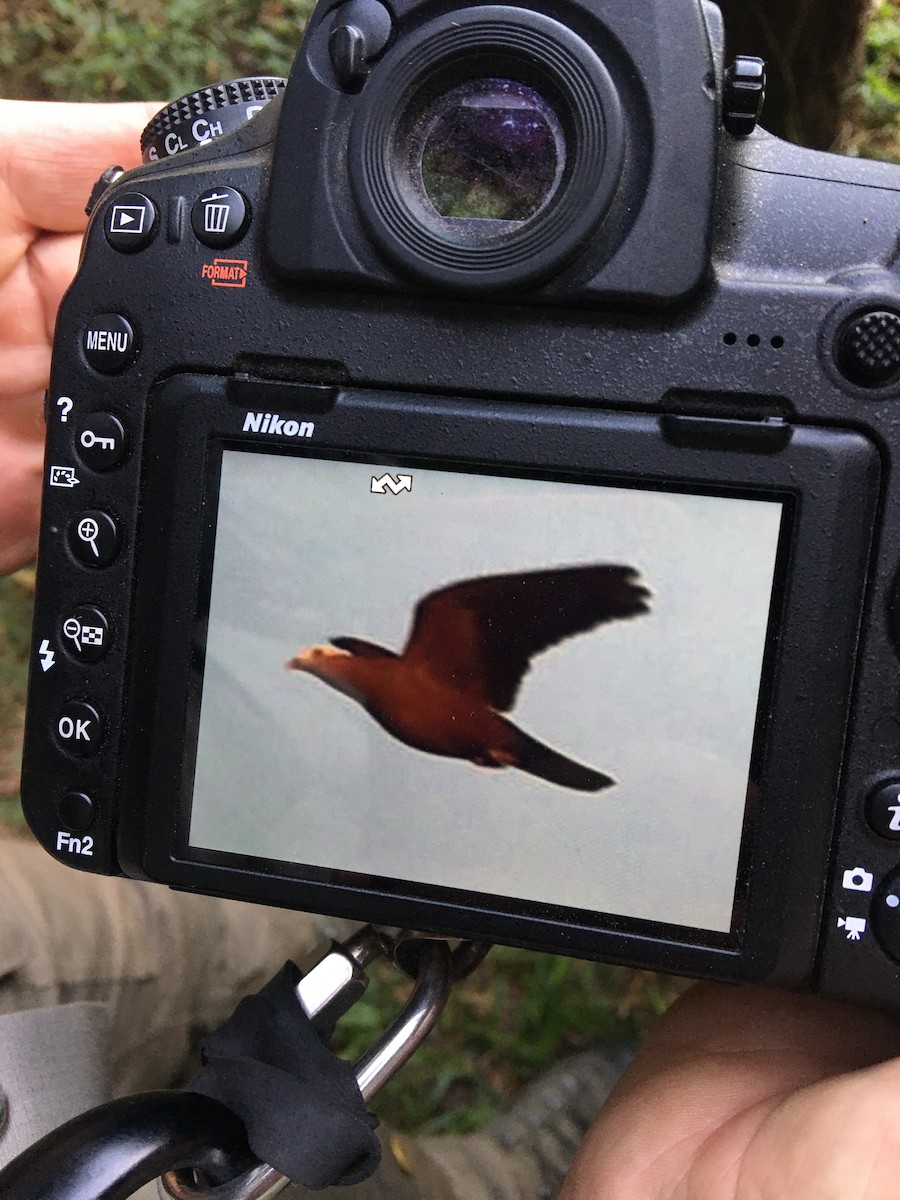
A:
55,701,103,756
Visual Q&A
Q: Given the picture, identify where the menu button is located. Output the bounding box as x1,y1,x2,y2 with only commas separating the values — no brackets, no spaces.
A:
83,314,137,373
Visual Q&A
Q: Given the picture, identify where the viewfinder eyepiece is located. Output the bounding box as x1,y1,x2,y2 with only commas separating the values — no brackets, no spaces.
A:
348,6,626,291
416,78,566,225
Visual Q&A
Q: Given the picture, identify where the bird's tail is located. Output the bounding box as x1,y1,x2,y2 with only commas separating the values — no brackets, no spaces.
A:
512,726,615,793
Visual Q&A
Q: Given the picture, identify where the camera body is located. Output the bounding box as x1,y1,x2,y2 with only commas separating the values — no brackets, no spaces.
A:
21,0,900,1009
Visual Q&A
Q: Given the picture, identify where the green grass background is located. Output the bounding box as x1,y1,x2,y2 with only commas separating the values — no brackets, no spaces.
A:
1,0,900,159
0,0,898,1135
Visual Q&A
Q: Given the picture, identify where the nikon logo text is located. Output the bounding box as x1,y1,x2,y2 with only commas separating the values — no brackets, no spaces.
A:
243,412,315,438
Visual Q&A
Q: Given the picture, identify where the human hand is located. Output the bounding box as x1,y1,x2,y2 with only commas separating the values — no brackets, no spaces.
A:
560,981,900,1200
0,100,158,576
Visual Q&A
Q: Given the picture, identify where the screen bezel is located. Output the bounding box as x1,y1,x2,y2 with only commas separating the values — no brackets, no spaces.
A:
124,375,878,985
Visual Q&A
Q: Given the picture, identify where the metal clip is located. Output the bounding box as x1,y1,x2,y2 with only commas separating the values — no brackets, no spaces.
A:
159,926,489,1200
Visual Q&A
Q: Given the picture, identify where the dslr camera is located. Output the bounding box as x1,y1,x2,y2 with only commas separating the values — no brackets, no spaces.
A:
22,0,900,1010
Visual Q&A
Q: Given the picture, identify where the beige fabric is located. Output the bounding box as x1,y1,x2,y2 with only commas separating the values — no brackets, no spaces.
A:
0,836,356,1095
0,1002,109,1167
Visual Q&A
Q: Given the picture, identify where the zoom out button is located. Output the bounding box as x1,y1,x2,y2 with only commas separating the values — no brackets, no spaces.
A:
61,606,110,663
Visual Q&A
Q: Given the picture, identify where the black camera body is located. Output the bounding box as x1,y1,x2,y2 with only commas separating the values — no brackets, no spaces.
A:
21,0,900,1009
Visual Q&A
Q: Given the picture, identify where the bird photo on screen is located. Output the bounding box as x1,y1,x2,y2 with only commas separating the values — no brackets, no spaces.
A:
286,564,650,792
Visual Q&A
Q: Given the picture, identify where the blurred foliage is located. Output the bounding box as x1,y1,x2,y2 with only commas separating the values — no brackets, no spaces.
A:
1,0,899,159
0,572,33,829
852,1,900,158
0,0,896,163
331,947,685,1133
0,0,312,102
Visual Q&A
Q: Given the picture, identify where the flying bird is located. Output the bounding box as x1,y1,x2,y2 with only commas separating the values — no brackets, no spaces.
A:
287,564,650,792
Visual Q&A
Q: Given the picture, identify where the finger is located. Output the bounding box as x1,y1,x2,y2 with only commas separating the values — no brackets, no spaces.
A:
0,100,161,234
0,430,43,575
560,984,900,1200
0,232,82,361
26,230,84,342
737,1055,900,1200
646,981,900,1071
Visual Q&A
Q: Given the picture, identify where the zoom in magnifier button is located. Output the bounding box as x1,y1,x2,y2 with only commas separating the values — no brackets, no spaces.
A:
61,606,110,663
67,510,121,568
76,413,127,470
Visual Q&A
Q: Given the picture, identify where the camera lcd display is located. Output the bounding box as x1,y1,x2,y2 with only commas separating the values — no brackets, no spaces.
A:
187,448,784,935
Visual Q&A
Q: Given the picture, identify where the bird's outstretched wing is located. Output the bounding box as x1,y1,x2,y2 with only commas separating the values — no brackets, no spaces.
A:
330,636,398,660
402,564,650,711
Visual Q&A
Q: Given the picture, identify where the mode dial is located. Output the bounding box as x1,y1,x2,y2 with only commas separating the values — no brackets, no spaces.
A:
140,77,286,164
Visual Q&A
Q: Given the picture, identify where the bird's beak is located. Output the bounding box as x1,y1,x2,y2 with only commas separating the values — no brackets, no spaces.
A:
285,644,351,672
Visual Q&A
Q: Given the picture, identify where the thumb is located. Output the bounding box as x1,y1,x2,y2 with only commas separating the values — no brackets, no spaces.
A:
0,100,162,233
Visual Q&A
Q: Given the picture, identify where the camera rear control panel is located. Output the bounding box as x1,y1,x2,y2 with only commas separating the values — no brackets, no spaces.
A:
24,162,265,878
25,379,140,874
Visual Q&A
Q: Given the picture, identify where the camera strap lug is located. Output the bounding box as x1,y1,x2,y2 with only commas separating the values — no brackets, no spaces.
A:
159,926,491,1200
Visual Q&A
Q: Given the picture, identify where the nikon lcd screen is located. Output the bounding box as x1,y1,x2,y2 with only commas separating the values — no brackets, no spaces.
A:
186,448,785,936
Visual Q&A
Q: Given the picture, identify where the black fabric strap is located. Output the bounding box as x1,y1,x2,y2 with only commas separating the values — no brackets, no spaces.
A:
187,961,381,1189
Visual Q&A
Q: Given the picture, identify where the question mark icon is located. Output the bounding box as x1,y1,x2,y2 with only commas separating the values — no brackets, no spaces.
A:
56,397,74,424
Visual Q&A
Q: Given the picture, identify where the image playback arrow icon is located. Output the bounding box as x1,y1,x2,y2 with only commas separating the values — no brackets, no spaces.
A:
111,205,146,234
371,473,413,495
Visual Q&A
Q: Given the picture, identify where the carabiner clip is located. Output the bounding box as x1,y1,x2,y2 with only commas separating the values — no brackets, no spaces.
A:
160,926,490,1200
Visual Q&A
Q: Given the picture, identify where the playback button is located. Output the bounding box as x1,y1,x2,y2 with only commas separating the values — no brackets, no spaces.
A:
104,193,158,252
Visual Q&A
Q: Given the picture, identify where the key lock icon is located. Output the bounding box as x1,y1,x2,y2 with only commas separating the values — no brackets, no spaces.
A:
81,428,117,453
